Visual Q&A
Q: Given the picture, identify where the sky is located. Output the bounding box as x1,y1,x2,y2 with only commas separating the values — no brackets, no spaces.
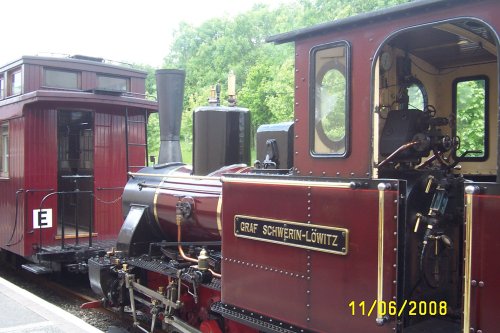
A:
1,0,294,68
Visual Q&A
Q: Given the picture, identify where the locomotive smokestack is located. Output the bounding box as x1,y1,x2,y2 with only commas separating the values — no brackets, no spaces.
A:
155,69,185,164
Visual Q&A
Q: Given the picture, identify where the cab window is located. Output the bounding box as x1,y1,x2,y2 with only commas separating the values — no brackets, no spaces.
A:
310,42,349,156
453,76,488,161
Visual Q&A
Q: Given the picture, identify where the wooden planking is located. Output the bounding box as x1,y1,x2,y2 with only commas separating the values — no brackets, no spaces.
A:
127,112,147,172
0,117,25,255
131,78,146,96
94,110,127,237
23,108,58,255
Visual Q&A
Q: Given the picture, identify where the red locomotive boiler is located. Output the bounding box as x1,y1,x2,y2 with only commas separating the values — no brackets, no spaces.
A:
0,55,156,272
89,0,500,332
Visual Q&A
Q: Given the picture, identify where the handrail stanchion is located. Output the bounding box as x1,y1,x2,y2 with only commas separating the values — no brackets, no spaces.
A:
89,192,93,248
61,195,65,249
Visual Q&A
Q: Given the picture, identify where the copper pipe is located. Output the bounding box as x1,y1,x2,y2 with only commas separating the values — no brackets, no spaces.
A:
209,269,222,278
177,217,198,263
176,213,222,279
377,141,420,168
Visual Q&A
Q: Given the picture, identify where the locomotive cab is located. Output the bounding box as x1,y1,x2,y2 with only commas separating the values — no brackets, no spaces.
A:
371,15,499,333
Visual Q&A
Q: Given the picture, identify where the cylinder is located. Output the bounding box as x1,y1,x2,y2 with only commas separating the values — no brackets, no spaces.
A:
155,69,185,164
193,106,251,175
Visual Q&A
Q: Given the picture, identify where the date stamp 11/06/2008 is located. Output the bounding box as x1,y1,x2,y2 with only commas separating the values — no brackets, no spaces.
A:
348,300,448,317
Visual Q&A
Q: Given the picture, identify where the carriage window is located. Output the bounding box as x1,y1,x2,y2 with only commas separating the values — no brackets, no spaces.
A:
311,42,349,156
44,68,80,90
454,76,488,160
9,69,21,96
0,123,9,178
97,75,129,92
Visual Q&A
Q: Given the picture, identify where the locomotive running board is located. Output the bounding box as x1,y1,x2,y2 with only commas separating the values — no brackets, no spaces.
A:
211,302,313,333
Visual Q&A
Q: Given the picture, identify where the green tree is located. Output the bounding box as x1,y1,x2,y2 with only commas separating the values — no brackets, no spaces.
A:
456,79,486,158
153,0,411,160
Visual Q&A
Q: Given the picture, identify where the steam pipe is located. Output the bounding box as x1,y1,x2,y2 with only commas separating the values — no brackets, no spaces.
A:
377,141,420,168
176,206,222,278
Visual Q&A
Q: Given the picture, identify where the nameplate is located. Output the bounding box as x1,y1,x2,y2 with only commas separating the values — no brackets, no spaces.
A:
234,215,348,255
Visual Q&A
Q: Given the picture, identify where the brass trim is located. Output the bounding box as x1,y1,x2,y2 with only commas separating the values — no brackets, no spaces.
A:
153,177,167,225
222,176,352,189
151,164,186,226
235,167,250,173
55,232,97,240
233,215,349,255
129,172,219,181
376,183,386,323
463,191,474,332
216,195,223,234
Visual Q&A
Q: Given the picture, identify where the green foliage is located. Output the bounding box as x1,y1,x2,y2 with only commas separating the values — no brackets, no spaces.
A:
147,0,412,160
456,79,486,158
300,0,410,23
319,69,346,141
148,113,160,162
238,48,295,133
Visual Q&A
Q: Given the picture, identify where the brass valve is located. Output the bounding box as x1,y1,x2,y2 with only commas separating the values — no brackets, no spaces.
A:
197,248,209,271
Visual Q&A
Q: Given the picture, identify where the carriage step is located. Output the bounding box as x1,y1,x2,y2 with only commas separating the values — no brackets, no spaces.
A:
21,263,53,274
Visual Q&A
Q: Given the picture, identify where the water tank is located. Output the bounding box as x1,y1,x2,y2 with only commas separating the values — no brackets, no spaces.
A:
193,106,250,175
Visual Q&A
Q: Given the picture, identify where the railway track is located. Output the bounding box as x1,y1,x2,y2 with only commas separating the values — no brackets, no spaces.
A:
0,255,130,332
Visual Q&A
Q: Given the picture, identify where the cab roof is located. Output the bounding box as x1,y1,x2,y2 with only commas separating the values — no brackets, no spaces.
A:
266,0,471,44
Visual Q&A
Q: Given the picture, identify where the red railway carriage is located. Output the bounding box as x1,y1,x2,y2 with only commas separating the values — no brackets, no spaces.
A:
87,0,500,333
0,55,156,271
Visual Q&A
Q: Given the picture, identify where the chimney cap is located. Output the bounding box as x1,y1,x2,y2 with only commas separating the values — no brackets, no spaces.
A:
156,69,185,76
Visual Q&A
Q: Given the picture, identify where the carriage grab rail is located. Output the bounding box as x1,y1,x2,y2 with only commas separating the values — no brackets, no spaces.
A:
37,190,93,253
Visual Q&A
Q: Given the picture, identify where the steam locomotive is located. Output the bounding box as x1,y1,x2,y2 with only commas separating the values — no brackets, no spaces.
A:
88,1,500,332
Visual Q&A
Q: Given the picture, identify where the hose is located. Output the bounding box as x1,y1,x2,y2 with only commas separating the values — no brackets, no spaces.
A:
6,189,24,246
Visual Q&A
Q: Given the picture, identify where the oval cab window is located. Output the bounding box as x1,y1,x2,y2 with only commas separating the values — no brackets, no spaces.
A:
311,42,349,156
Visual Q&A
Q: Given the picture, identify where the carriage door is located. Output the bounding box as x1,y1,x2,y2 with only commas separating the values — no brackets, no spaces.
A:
462,184,500,333
57,110,94,240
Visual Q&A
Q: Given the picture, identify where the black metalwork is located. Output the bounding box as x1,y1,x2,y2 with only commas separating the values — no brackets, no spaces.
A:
38,190,93,253
193,106,251,175
125,107,130,174
211,302,312,333
156,69,185,164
